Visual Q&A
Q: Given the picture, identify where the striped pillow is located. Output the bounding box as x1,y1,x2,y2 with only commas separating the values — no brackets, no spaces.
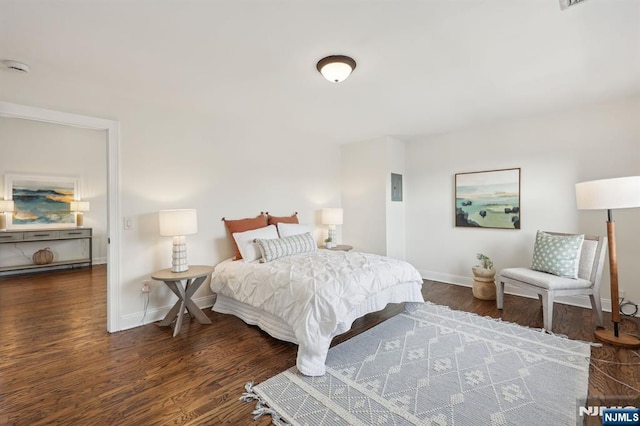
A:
255,232,317,263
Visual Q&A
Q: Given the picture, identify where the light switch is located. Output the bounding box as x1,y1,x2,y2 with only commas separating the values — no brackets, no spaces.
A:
124,217,133,230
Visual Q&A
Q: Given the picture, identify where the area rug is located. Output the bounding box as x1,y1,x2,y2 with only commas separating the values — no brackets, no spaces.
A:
242,302,592,425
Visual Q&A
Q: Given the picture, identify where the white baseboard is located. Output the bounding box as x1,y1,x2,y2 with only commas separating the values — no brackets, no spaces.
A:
120,294,216,331
419,269,619,315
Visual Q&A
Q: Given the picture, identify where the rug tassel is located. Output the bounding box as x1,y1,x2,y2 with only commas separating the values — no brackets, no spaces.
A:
239,381,259,402
240,381,291,426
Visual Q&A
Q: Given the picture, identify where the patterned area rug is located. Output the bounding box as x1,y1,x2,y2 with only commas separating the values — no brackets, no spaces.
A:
242,303,592,425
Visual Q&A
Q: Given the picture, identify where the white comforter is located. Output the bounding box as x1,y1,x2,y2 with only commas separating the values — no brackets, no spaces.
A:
210,249,424,376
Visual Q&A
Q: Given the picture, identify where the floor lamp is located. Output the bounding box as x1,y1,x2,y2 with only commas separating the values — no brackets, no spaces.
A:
576,176,640,348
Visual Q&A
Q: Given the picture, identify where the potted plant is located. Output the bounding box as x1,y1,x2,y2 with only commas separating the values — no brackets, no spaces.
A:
473,253,494,276
472,253,496,300
324,236,335,249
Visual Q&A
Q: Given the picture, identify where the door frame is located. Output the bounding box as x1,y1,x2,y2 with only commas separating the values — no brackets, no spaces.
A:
0,101,121,332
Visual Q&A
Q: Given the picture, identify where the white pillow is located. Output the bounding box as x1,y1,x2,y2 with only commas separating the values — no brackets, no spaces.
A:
277,222,313,238
232,225,279,262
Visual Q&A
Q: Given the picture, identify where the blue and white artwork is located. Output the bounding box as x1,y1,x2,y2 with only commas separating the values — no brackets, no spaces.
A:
9,176,77,227
455,168,520,229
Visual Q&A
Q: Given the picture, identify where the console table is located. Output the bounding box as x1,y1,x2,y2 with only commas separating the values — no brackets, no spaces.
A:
0,228,92,275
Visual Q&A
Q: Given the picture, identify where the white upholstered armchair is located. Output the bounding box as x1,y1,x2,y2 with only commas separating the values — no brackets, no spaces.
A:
497,231,607,332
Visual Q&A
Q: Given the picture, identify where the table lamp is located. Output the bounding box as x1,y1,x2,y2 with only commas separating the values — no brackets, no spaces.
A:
70,201,90,227
576,176,640,348
321,208,343,249
0,200,15,230
159,209,198,273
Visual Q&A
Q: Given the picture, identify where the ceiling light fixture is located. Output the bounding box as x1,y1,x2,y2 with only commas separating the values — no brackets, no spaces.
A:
2,60,30,73
316,55,356,83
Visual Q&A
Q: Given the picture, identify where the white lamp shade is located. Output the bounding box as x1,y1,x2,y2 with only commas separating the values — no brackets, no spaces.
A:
70,201,90,212
0,200,15,212
159,209,198,236
322,208,343,225
576,176,640,210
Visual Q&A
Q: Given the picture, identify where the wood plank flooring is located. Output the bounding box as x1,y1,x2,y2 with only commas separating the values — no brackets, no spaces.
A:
1,265,638,425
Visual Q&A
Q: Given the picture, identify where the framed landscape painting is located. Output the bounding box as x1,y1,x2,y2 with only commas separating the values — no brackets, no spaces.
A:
455,168,520,229
4,174,79,229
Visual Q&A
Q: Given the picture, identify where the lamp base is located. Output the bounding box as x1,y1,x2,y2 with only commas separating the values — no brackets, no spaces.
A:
594,328,640,348
171,235,189,273
326,225,337,249
171,263,189,273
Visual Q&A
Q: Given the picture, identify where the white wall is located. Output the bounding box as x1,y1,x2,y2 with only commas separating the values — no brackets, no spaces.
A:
2,69,637,328
341,137,387,254
0,117,108,264
405,96,640,309
0,75,342,330
386,137,406,260
341,136,406,258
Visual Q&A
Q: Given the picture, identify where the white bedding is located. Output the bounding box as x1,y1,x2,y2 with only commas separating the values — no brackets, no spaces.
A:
210,249,424,376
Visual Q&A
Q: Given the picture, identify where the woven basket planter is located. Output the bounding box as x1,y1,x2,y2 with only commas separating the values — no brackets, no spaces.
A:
472,267,496,300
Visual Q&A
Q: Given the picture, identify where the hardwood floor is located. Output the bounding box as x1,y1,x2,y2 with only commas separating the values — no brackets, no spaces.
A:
1,266,638,425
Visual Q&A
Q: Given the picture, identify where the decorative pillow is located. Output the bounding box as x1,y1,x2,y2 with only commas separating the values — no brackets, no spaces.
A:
277,222,312,238
255,232,317,263
232,225,279,263
267,212,299,227
223,214,268,260
531,231,584,279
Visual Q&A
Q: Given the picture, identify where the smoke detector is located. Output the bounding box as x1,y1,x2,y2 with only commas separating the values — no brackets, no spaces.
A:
2,60,30,73
559,0,590,10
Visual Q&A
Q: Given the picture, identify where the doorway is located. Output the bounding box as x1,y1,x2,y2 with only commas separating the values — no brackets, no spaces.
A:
0,101,121,332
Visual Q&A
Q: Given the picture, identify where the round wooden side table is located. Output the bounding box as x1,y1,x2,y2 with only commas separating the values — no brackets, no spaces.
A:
151,265,214,336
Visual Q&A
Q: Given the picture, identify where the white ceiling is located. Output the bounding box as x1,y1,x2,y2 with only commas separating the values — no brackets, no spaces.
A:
1,0,639,144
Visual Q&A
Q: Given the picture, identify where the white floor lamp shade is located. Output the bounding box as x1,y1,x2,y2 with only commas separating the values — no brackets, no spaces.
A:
159,209,198,273
576,176,640,210
576,176,640,348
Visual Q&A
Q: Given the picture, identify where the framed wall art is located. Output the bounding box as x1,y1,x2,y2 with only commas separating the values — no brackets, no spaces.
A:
4,174,80,229
455,168,520,229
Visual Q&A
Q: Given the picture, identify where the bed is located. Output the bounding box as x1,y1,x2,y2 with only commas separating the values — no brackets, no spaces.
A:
210,246,424,376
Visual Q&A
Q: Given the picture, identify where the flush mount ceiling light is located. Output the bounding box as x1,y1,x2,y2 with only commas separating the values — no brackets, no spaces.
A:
316,55,356,83
2,60,30,73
